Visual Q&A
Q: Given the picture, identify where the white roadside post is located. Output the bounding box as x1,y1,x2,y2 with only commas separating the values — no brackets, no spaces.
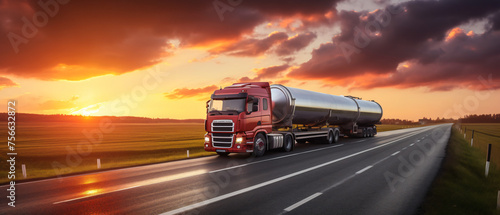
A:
22,164,27,178
486,144,492,177
471,130,474,147
497,191,500,210
187,150,190,158
97,158,101,169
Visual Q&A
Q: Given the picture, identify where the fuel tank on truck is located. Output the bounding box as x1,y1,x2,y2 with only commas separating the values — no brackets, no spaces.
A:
270,85,382,127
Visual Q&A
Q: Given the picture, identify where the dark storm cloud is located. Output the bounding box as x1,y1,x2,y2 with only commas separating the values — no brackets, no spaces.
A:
275,32,317,56
289,0,500,91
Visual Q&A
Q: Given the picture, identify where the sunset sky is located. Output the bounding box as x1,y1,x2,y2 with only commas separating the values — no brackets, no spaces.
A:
0,0,499,120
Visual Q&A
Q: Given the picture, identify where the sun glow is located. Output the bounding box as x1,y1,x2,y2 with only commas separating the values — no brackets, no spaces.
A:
71,103,102,116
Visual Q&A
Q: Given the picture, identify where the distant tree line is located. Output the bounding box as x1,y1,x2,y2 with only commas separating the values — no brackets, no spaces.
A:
459,114,500,123
380,118,419,125
0,113,204,123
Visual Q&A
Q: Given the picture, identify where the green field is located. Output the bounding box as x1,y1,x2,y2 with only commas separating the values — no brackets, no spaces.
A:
0,122,212,184
459,123,500,167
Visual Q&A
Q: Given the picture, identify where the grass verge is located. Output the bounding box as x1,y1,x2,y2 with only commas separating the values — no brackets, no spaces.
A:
418,127,500,215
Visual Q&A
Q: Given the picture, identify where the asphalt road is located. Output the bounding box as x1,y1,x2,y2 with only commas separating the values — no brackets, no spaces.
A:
2,124,451,215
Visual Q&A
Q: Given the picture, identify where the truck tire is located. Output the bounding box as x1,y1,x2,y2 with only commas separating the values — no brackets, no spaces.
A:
217,152,230,156
333,130,339,143
362,129,367,138
283,134,293,152
252,133,266,157
326,130,334,144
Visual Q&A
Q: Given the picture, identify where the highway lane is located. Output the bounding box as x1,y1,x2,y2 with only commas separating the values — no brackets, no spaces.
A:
1,124,451,215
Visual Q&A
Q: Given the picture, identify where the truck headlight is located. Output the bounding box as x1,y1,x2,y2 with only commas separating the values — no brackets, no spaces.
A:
205,136,210,143
236,137,243,143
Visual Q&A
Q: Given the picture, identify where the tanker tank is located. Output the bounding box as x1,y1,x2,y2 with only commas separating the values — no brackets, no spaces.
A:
270,85,382,127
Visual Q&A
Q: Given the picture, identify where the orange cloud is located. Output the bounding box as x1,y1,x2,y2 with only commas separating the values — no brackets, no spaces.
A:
164,85,218,100
0,0,339,81
238,64,290,82
0,77,18,89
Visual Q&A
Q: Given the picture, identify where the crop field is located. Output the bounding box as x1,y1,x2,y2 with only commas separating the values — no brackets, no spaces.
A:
0,122,211,184
459,123,500,167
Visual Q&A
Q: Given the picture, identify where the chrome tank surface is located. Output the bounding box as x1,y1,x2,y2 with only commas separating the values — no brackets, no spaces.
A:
270,85,382,127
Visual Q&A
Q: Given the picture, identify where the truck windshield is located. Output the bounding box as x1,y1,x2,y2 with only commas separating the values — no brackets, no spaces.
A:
209,99,245,113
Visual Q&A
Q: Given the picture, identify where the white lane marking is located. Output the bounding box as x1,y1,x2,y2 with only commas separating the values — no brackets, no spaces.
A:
416,140,420,142
209,144,344,173
284,192,323,212
391,151,400,156
402,147,408,150
356,166,373,174
161,129,428,215
410,143,415,146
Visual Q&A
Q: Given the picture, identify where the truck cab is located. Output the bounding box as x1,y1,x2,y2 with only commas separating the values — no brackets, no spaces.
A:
204,82,273,156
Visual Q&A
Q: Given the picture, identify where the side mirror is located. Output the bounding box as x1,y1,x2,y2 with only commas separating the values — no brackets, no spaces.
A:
252,104,258,112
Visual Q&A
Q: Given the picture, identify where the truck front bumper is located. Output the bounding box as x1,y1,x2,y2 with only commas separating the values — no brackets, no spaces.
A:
204,143,254,153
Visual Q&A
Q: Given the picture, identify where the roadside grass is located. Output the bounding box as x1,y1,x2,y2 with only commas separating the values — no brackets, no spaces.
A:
0,121,428,184
377,124,426,132
418,126,500,215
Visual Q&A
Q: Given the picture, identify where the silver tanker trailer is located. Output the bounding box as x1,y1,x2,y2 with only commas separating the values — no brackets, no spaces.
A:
204,82,383,156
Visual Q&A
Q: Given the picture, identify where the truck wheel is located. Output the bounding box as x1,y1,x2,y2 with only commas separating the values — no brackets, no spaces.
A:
362,129,367,138
252,133,266,157
326,130,334,144
333,130,339,143
283,134,293,152
217,152,230,156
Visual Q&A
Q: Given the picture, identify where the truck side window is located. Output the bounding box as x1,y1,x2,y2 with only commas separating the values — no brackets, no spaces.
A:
263,98,268,110
252,98,259,112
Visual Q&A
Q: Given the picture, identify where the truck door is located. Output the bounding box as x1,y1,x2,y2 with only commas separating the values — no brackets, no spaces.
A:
245,97,262,131
261,98,271,126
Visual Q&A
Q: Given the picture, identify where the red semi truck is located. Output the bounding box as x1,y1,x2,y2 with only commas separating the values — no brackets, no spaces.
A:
204,82,383,157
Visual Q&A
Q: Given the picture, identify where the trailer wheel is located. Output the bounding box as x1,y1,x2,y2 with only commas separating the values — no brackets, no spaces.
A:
362,129,367,138
217,152,230,156
333,130,339,143
283,134,293,152
326,130,334,144
252,133,266,157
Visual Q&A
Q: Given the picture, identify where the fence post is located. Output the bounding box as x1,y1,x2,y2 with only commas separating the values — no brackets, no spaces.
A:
471,130,474,147
464,127,467,138
22,164,27,178
97,159,101,169
486,144,492,177
187,150,190,158
497,191,500,209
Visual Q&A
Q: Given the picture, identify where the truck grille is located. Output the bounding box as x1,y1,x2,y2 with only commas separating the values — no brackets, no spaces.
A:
212,133,233,148
212,120,234,132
